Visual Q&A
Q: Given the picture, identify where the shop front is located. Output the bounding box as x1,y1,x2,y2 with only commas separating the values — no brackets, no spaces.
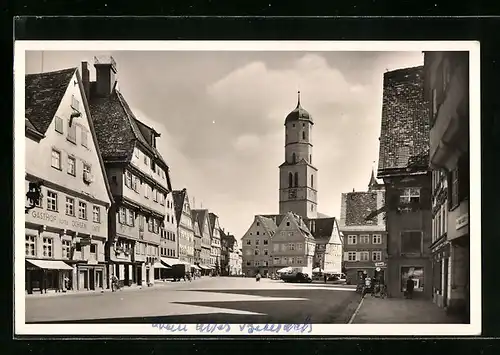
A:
387,257,432,299
25,259,73,294
431,238,451,308
75,261,106,291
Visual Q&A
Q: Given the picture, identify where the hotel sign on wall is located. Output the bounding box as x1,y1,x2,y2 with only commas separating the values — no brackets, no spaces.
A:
27,209,103,235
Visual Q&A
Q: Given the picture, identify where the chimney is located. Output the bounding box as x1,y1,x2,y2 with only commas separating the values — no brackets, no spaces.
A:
81,62,90,100
94,55,117,97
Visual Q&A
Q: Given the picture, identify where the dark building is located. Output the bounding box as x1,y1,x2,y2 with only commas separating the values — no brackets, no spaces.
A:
375,65,433,299
423,51,469,321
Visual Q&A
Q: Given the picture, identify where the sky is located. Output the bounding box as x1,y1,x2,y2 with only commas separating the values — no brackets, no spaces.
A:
25,49,423,239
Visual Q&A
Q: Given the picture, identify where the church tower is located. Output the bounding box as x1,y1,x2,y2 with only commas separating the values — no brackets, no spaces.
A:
279,91,318,218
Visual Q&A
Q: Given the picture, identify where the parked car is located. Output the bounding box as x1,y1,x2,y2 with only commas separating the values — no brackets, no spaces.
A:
281,272,312,283
327,273,347,284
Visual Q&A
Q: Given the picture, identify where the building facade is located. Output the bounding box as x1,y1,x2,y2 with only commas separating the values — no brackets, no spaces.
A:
241,215,277,276
192,209,213,274
25,67,113,293
340,172,387,284
208,213,222,274
172,189,195,265
220,229,241,276
376,66,433,299
85,57,172,288
192,210,203,267
424,51,470,321
156,192,178,279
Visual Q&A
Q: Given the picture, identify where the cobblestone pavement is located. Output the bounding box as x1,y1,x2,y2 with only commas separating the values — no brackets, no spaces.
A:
350,295,465,324
25,277,360,324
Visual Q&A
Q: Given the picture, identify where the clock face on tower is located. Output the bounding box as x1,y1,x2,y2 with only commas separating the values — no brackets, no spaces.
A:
288,188,297,199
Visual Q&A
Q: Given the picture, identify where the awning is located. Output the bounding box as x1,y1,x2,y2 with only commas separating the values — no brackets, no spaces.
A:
160,257,182,267
26,259,73,270
153,262,170,269
199,264,212,270
276,267,293,273
191,264,201,270
312,267,323,273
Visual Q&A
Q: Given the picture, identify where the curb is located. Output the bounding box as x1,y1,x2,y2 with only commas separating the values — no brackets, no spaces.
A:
348,295,365,324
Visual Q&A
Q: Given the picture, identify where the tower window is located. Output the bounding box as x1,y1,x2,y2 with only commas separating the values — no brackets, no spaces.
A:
302,131,306,140
311,174,314,188
288,172,293,188
310,154,312,163
311,204,313,211
292,153,296,163
294,172,299,187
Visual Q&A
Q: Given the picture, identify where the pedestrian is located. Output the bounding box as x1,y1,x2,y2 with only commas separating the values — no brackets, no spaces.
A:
324,273,327,284
256,272,261,282
64,276,70,292
405,276,415,299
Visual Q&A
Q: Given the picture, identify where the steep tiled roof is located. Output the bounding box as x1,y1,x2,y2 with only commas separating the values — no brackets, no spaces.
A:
172,189,186,226
191,214,202,236
317,212,331,218
192,209,210,233
344,191,378,226
257,216,278,234
304,217,336,241
378,66,430,176
261,214,286,227
25,68,76,135
88,89,170,177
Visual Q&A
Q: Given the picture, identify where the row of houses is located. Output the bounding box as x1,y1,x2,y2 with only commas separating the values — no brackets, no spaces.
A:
24,56,242,294
339,51,469,322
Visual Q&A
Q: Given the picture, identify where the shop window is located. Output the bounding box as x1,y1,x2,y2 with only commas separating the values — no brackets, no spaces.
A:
401,266,424,292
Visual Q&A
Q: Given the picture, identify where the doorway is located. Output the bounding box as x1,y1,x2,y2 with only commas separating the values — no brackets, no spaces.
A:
124,265,130,286
96,270,103,288
89,269,95,290
374,269,385,284
79,270,88,290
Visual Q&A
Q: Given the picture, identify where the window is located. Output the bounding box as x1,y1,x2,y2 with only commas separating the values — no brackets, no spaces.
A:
148,218,153,232
153,189,158,202
263,239,268,245
289,243,295,251
401,231,422,255
360,235,370,244
286,221,290,226
302,131,306,140
90,244,97,254
71,95,80,111
311,174,314,188
372,234,382,244
256,231,260,235
93,206,101,223
160,193,165,205
67,119,77,143
297,243,303,250
55,116,64,133
47,191,58,211
42,237,53,258
119,207,126,224
348,251,357,261
297,257,303,264
145,184,151,199
78,201,87,220
254,249,260,256
134,148,140,159
401,266,424,292
400,188,420,204
372,251,382,261
263,249,268,256
75,243,81,252
347,235,357,245
83,164,91,183
273,243,279,252
132,176,139,192
359,251,370,261
51,149,61,169
125,171,132,188
294,172,299,187
309,154,312,163
81,130,88,147
65,197,75,216
67,156,76,176
292,152,296,163
153,219,159,234
62,240,71,259
273,257,280,265
288,172,293,188
25,235,36,256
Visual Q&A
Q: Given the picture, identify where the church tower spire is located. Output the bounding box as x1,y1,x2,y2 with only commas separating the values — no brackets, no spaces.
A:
279,92,318,218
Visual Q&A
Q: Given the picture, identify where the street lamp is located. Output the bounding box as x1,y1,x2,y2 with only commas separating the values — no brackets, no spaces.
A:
26,181,43,214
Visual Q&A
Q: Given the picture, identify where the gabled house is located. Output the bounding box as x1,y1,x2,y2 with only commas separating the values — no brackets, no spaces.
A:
83,57,172,288
241,215,278,276
191,209,213,274
172,188,195,265
309,217,343,275
192,211,203,266
25,67,113,293
208,212,222,275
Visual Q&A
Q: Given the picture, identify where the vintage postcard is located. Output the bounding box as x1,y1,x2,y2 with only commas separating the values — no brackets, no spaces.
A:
14,40,480,336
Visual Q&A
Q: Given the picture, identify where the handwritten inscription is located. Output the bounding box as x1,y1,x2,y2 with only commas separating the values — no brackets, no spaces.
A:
152,318,313,334
29,210,101,234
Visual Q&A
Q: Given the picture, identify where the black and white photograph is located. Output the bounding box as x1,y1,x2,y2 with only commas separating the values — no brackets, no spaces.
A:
15,41,480,336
